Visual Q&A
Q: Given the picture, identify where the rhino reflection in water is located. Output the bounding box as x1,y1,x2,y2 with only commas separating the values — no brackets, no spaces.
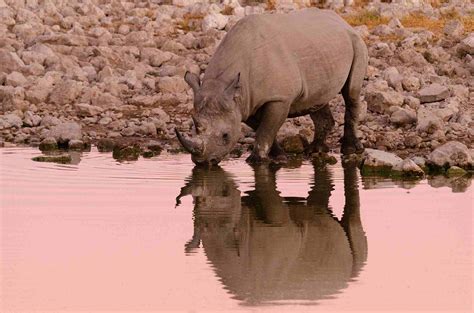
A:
176,161,367,305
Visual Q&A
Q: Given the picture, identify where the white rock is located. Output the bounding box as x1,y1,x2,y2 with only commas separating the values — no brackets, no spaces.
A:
202,13,228,31
416,107,444,134
428,141,473,169
5,71,27,87
392,159,425,176
363,148,403,169
417,83,450,103
0,113,22,129
47,122,82,144
75,103,104,117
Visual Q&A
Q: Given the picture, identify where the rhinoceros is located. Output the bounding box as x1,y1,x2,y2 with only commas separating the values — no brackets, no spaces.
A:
176,8,368,165
176,161,367,305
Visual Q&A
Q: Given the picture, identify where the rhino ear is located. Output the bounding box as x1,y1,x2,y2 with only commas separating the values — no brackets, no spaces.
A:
184,71,200,94
224,73,241,100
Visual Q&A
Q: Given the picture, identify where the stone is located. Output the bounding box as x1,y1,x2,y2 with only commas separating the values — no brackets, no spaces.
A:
202,13,228,31
23,111,42,127
390,108,417,126
383,67,403,91
417,84,450,103
361,149,403,175
401,76,420,92
0,113,22,129
404,96,420,110
392,159,425,177
281,135,305,154
443,20,464,38
5,71,27,87
427,141,473,170
49,80,83,105
365,90,404,113
47,122,82,144
97,138,116,152
0,49,25,73
446,166,467,177
416,108,443,134
32,154,72,164
458,33,474,55
40,115,61,127
158,76,188,94
75,103,103,117
112,144,140,161
68,139,85,150
411,156,427,169
39,137,58,151
404,134,422,148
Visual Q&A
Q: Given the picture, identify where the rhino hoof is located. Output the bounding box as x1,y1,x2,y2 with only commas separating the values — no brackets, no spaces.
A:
246,153,270,164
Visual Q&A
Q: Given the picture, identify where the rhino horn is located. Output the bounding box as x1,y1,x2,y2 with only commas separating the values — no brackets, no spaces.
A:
175,128,203,155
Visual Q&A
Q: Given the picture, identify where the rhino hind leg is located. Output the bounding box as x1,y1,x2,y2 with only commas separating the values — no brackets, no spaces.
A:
307,105,334,154
341,35,367,155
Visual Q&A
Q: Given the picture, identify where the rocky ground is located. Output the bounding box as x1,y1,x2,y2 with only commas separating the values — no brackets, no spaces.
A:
0,0,473,174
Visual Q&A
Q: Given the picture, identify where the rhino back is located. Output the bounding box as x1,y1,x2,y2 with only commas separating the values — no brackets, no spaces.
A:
204,9,358,116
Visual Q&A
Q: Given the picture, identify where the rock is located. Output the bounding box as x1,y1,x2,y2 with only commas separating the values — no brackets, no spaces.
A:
0,113,22,129
32,154,72,164
458,33,474,55
444,20,464,38
39,137,58,151
112,144,140,161
97,138,116,152
68,139,85,150
158,76,188,94
383,67,403,91
202,13,228,31
404,134,422,148
416,108,443,134
446,166,467,177
5,71,27,87
49,80,83,105
404,96,420,110
0,49,25,73
401,76,420,92
47,122,82,145
411,156,427,169
392,159,425,177
23,111,41,127
281,134,305,154
75,103,103,117
427,141,473,170
417,84,450,103
365,90,404,113
361,148,403,175
398,49,427,67
390,108,417,126
40,115,60,127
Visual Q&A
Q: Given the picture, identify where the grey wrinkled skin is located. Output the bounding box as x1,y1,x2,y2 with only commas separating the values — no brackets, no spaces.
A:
177,8,368,165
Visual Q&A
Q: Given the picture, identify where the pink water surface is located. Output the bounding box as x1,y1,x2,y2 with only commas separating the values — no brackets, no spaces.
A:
0,148,472,312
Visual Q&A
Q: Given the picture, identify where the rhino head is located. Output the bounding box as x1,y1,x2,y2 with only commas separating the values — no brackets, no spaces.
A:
176,71,242,166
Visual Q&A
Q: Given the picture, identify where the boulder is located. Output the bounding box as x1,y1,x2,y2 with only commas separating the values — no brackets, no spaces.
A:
417,83,449,103
39,137,58,151
416,107,443,134
49,80,83,105
47,122,82,144
0,113,22,129
202,13,228,31
427,141,473,169
458,33,474,55
365,90,404,113
75,103,103,117
443,20,464,38
361,148,403,175
390,108,417,126
392,159,425,177
0,49,25,73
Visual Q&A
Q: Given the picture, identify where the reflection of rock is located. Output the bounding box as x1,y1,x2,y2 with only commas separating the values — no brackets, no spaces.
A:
32,153,72,164
177,162,367,305
428,175,472,193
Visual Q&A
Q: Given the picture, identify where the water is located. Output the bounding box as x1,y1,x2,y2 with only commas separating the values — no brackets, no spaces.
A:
1,147,472,312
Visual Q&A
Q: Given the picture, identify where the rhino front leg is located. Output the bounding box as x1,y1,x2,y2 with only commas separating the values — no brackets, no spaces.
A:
247,101,289,164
